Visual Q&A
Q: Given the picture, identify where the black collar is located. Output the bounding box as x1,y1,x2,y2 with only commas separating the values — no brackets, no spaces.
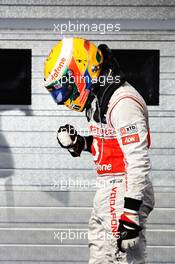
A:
85,58,126,123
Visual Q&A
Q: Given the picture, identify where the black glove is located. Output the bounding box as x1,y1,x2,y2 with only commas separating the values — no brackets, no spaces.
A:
117,217,142,253
57,124,85,157
117,197,142,252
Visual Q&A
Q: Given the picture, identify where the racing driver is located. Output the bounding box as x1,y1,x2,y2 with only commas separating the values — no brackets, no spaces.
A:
44,37,155,263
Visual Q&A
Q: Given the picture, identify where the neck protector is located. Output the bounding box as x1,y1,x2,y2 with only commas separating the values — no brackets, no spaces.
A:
86,52,126,123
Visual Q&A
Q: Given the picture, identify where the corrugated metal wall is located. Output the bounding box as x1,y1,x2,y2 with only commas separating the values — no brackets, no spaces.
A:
0,0,175,263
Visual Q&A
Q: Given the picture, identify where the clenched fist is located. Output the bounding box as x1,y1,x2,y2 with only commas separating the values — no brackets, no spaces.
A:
57,124,85,157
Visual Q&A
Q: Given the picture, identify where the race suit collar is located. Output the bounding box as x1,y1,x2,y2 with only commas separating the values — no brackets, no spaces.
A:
86,57,126,123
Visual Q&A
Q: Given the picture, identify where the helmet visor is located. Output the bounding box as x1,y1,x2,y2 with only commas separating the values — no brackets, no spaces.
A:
46,77,74,104
46,69,81,105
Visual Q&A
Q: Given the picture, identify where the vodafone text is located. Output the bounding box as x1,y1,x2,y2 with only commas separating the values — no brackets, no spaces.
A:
110,187,119,238
50,57,66,81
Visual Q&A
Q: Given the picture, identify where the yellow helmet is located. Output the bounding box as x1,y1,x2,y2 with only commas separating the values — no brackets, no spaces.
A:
44,38,103,112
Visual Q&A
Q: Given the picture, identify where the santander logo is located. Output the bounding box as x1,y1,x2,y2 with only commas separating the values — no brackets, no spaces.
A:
50,57,66,81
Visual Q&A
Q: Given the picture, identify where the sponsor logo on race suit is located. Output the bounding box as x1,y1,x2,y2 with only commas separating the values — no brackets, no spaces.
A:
110,186,119,238
90,124,125,175
122,134,140,145
120,123,140,145
90,125,117,138
96,163,112,171
120,123,138,136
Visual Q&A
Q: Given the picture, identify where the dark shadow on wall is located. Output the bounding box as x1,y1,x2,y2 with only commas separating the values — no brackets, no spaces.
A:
0,106,33,209
0,114,14,179
0,106,71,212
